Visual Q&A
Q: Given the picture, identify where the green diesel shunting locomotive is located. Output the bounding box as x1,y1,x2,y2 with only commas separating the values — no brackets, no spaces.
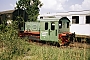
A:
19,17,75,46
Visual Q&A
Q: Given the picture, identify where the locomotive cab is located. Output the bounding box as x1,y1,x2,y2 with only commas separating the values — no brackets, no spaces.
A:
59,17,70,33
58,17,75,45
39,17,75,45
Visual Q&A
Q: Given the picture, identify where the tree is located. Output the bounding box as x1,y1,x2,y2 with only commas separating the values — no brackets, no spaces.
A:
16,0,43,21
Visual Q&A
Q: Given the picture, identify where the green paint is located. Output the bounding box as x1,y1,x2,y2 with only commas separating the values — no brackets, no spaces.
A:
40,20,58,42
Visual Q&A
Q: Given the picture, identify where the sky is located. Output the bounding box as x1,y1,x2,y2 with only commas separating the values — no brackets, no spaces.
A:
0,0,90,14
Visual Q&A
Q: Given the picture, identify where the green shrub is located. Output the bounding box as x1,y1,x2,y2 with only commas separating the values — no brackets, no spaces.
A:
0,21,31,60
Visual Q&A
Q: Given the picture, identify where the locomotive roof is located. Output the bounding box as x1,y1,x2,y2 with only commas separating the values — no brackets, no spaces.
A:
39,17,70,22
38,18,60,22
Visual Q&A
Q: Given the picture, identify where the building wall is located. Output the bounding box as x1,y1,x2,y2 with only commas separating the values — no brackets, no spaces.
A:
39,11,90,36
55,14,90,36
70,24,90,36
69,15,90,36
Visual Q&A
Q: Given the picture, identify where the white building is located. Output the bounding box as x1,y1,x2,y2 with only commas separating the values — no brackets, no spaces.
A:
38,10,90,36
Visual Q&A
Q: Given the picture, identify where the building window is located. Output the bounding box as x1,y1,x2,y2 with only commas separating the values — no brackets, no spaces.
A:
72,16,79,24
0,17,1,24
45,22,48,30
40,17,43,19
86,16,90,24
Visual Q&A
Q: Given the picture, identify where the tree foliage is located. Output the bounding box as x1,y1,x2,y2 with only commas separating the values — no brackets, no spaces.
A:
16,0,43,21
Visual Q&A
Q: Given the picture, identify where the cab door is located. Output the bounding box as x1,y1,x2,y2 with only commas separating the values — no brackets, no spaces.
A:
49,22,58,42
40,22,49,41
40,21,58,42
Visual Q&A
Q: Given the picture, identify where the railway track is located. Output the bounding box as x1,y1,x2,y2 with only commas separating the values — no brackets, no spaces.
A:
28,39,90,49
69,42,90,48
22,35,90,48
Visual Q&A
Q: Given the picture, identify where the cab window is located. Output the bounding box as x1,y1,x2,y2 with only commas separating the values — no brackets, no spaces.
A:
51,22,55,30
67,22,69,28
45,22,48,30
59,21,62,28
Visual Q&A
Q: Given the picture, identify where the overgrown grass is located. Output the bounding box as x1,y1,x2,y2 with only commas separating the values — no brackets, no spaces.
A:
0,22,90,60
22,43,90,60
0,40,90,60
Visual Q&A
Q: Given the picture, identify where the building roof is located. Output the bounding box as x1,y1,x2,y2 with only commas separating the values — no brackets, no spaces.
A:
39,10,90,17
0,10,15,15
